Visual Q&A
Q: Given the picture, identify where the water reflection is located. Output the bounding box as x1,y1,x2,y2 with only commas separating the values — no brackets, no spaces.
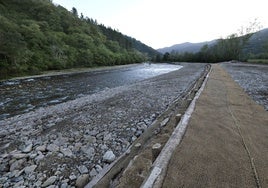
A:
0,63,182,120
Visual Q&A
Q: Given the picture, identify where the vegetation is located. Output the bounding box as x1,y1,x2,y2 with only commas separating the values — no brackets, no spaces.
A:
0,0,159,79
162,21,267,63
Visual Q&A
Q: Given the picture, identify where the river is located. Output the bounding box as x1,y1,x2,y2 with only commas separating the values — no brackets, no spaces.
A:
0,63,182,120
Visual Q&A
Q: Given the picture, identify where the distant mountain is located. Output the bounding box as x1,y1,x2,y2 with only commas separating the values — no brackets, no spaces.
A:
244,28,268,54
158,28,268,55
157,40,217,54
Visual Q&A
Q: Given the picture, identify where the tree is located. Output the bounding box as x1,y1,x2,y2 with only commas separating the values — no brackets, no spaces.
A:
163,52,170,61
71,7,78,17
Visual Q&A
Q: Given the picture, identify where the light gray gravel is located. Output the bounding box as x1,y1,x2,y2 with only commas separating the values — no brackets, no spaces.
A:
0,63,207,187
222,62,268,110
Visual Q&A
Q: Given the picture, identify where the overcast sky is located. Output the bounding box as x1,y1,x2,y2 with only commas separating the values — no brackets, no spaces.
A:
52,0,268,49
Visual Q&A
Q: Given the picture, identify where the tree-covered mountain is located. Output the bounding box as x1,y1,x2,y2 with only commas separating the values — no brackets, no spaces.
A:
157,40,217,54
161,26,268,63
0,0,159,79
159,28,268,55
244,28,268,54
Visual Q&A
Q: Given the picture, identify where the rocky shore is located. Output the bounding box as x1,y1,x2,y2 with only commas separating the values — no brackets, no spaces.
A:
0,63,207,187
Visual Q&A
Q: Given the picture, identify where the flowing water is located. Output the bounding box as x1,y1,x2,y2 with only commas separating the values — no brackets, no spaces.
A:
0,63,182,120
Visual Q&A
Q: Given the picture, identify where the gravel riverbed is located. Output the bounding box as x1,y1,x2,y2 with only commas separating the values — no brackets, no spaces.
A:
222,62,268,110
0,63,207,187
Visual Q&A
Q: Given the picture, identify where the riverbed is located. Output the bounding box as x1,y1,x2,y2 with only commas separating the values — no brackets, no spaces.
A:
0,63,182,120
222,62,268,110
0,63,207,187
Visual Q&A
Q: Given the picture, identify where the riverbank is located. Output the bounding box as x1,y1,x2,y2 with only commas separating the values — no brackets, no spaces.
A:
0,63,207,187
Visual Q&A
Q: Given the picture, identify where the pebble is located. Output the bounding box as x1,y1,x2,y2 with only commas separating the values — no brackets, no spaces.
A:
75,174,89,188
69,173,77,181
89,168,97,177
160,117,169,127
12,153,28,159
24,165,37,174
81,146,95,158
41,176,57,187
77,165,88,174
47,144,60,152
60,148,73,157
22,143,33,153
95,165,103,173
10,159,25,171
35,145,47,152
102,150,116,163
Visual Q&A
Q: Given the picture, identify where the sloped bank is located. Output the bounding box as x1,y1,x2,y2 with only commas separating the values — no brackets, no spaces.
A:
88,64,210,188
0,63,208,188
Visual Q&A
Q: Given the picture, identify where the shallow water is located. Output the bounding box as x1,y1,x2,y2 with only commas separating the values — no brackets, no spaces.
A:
0,63,182,120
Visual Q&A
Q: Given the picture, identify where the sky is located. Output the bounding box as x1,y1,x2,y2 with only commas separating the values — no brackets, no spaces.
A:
52,0,268,49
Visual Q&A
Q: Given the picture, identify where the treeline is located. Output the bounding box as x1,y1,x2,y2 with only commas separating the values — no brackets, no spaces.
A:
0,0,159,79
162,23,267,63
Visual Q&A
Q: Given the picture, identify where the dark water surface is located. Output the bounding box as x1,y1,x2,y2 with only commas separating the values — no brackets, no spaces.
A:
0,63,182,120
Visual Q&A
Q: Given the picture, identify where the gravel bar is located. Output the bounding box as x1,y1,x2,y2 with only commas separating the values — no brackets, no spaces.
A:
222,62,268,110
0,63,207,187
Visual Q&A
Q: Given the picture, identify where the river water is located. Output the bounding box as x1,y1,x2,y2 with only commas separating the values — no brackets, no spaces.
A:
0,63,182,120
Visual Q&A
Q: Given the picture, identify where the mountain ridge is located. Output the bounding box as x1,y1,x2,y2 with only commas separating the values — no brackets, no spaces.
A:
158,28,268,55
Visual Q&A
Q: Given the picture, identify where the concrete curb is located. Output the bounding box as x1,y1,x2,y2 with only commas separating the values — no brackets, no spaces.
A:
141,66,211,188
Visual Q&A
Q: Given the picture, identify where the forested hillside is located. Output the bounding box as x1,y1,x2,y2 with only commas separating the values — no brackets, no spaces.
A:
162,26,268,63
0,0,159,79
157,40,217,54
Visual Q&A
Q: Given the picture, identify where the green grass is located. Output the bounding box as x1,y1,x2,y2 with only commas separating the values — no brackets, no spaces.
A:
247,59,268,64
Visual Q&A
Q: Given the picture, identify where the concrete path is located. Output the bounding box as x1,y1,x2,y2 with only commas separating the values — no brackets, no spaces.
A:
162,64,268,188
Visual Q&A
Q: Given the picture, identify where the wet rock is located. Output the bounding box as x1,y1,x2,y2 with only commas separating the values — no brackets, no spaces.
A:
41,176,57,187
75,174,89,188
103,150,116,163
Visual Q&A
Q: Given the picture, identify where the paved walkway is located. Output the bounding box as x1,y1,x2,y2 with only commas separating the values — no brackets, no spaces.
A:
163,64,268,188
